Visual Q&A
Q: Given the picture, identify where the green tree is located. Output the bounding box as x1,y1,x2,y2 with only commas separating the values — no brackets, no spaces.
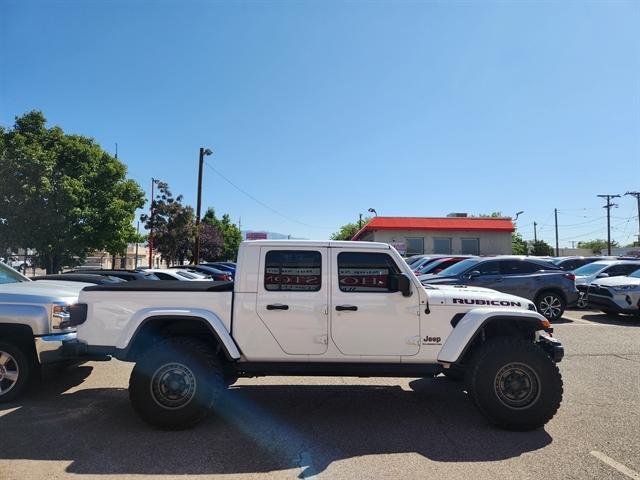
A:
531,240,554,256
577,239,619,254
201,208,242,261
330,217,371,241
0,111,145,273
512,231,529,255
141,181,196,266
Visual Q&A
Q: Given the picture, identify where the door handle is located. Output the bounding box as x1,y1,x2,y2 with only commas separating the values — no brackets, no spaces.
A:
266,304,289,310
335,305,358,311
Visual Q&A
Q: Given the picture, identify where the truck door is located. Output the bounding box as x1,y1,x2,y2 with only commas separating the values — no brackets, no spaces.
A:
330,249,420,356
256,247,329,355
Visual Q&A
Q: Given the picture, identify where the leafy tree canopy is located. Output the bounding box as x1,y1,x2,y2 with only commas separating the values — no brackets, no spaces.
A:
141,181,195,266
577,239,619,254
202,208,242,261
531,239,554,256
330,217,371,241
0,111,145,273
512,231,529,255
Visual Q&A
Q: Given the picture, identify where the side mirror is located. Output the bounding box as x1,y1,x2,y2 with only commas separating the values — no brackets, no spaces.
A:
468,270,481,279
597,272,609,278
390,273,412,297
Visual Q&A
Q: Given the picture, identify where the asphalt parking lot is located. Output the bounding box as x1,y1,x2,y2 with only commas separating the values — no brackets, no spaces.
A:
1,309,638,480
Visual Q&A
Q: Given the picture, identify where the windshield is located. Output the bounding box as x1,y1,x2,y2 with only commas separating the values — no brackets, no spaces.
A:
176,271,198,279
436,258,481,276
0,262,30,284
573,262,607,276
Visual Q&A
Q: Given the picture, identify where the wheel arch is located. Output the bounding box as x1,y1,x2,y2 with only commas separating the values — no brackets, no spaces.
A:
437,309,548,365
120,312,241,363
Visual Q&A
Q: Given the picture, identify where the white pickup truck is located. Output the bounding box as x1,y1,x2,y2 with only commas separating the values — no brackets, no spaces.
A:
70,241,564,431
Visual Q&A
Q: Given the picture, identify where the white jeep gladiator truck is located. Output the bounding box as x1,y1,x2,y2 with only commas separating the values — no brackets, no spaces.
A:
70,241,564,430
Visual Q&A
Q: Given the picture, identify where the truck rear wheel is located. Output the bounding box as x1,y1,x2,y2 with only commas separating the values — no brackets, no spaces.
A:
0,341,32,403
466,337,563,431
129,337,224,430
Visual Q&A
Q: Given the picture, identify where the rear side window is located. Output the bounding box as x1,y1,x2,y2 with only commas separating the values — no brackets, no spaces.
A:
501,260,543,275
264,250,321,292
338,252,400,293
477,261,500,275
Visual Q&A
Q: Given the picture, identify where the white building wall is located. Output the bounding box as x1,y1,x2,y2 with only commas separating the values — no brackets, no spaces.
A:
359,229,512,255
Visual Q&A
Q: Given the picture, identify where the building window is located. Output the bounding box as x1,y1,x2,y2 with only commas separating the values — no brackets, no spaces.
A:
264,250,321,291
433,237,452,254
337,252,400,293
405,237,424,256
461,238,480,255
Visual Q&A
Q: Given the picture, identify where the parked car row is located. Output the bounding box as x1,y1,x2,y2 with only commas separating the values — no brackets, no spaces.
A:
405,253,640,320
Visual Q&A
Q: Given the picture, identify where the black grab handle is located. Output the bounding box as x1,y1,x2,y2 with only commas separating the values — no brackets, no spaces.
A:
335,305,358,311
266,304,289,310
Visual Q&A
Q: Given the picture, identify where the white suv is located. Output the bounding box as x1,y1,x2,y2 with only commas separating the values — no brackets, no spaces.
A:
587,268,640,316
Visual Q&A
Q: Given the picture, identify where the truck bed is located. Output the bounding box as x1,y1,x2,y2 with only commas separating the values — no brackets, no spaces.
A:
83,280,234,292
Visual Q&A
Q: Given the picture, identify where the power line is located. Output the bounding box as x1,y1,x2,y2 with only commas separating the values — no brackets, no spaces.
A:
203,161,328,229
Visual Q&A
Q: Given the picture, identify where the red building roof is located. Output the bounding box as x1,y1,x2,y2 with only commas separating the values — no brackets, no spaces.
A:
352,216,515,240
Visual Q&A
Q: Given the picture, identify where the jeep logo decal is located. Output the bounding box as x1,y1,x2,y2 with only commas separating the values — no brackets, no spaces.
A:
452,298,522,307
422,335,442,345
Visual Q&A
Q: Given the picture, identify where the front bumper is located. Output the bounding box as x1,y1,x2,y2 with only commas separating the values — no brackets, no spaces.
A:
537,334,564,363
34,331,78,364
588,294,640,314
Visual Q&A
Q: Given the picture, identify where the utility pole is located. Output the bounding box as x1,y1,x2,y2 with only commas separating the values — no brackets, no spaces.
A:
554,208,559,256
134,221,140,269
193,148,213,264
625,191,640,246
533,222,537,243
597,194,620,255
148,178,155,268
358,213,362,230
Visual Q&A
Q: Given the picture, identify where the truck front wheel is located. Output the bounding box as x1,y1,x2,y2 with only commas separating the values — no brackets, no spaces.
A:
129,337,225,430
466,337,563,431
0,341,32,403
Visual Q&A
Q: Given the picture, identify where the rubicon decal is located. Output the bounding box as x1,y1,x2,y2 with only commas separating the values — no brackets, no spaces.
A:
452,298,522,307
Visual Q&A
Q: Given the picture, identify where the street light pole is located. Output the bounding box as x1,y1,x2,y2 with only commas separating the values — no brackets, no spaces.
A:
194,147,213,264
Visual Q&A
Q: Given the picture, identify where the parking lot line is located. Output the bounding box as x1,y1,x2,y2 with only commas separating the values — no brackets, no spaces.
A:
590,451,640,480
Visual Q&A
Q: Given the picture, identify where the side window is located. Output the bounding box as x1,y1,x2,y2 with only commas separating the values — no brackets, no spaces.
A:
477,261,500,275
338,252,400,293
461,238,480,255
433,238,452,254
155,273,173,280
501,260,541,275
264,250,321,292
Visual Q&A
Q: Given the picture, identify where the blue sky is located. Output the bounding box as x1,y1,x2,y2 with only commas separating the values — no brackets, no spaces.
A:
1,0,639,246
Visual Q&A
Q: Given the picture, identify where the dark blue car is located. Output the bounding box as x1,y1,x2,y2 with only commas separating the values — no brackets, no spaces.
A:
420,256,579,321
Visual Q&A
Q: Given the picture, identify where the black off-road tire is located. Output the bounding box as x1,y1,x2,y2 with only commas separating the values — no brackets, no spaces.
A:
442,367,465,381
0,341,33,403
535,291,566,322
465,337,563,431
129,337,225,430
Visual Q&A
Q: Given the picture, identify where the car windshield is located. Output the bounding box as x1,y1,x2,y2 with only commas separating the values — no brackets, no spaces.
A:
0,262,29,284
436,258,481,276
573,262,608,276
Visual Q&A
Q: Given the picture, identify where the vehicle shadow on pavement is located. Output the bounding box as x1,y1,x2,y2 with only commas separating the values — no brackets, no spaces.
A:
0,375,552,477
581,314,640,326
0,364,93,412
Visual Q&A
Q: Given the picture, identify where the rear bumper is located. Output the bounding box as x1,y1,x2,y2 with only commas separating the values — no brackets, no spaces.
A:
34,332,78,364
565,290,580,307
